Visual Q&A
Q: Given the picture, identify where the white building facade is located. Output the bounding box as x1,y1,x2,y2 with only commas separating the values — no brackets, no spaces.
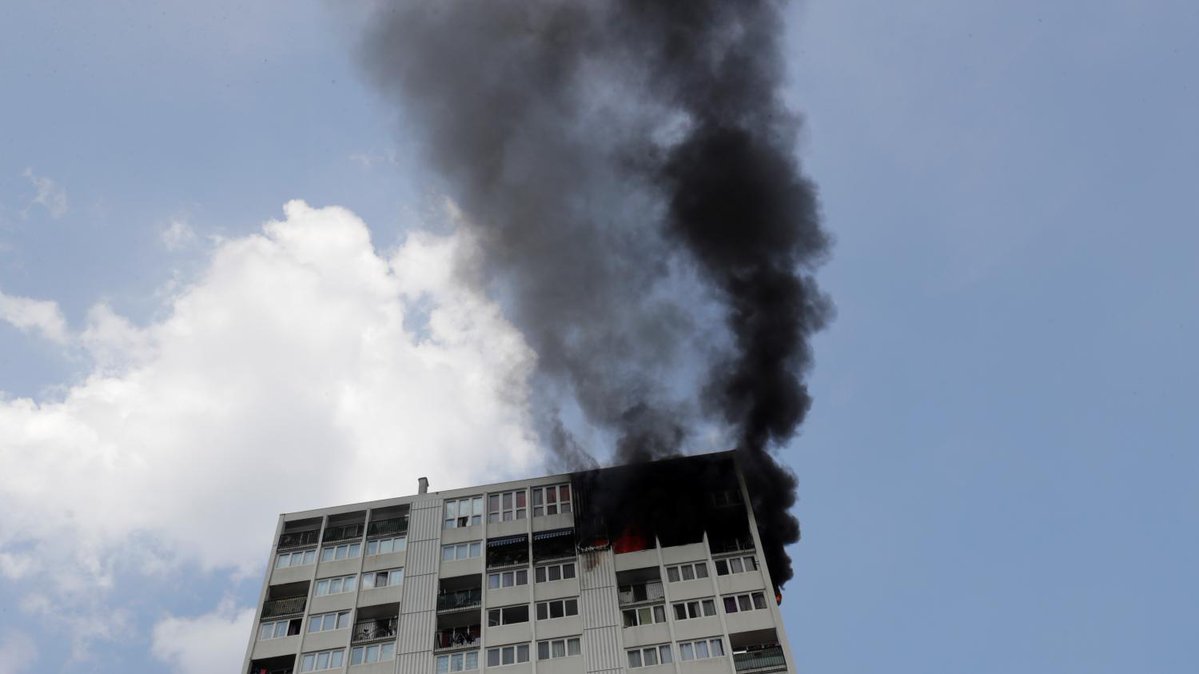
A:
244,451,796,674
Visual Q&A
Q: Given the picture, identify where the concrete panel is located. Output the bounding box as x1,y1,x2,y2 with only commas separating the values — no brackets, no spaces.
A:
533,578,581,602
317,556,363,579
353,659,398,674
438,557,483,578
299,628,350,653
488,518,529,538
252,634,301,660
359,584,404,608
535,615,584,641
531,511,575,533
488,584,533,607
439,524,482,545
678,657,734,674
637,662,676,674
539,656,587,674
619,623,671,649
484,621,533,646
722,609,776,634
363,549,407,573
309,592,356,615
659,542,708,565
269,562,315,586
672,615,724,642
613,549,659,573
668,579,717,601
716,571,766,595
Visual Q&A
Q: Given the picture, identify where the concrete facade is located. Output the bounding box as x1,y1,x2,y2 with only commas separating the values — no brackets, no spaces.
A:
244,451,796,674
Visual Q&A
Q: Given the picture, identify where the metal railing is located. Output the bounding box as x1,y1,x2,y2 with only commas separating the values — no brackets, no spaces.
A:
617,581,665,606
277,530,319,550
436,588,482,612
261,597,306,619
352,619,397,643
434,626,480,650
368,516,409,537
323,523,363,543
734,647,787,672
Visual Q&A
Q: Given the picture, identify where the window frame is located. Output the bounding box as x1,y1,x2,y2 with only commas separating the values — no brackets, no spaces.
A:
665,561,709,582
721,591,767,614
349,642,396,666
485,643,531,667
487,568,529,589
536,636,581,660
366,535,407,556
441,541,482,562
314,574,357,597
622,604,667,627
443,496,484,529
533,561,576,583
487,604,530,627
436,651,480,672
672,598,717,620
319,541,361,562
487,489,528,523
627,644,673,668
678,637,725,661
714,554,758,576
535,598,579,621
362,567,404,589
275,548,316,568
530,484,572,517
299,648,345,672
306,610,351,634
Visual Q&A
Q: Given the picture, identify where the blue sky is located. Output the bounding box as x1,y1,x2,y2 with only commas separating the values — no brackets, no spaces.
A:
1,1,1196,672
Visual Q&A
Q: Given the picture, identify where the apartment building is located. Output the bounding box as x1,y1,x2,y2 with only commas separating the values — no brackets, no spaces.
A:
244,450,796,674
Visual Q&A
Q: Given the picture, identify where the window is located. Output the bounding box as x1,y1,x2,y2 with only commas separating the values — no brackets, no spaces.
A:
320,542,361,562
444,496,483,528
366,536,407,556
714,554,758,576
679,637,725,661
672,598,717,620
258,618,301,640
627,644,673,668
531,484,572,517
486,644,530,667
487,490,527,522
350,642,395,666
487,568,528,589
722,591,768,614
442,541,481,561
622,605,667,627
314,574,357,596
307,611,351,633
436,651,479,672
300,648,345,672
275,549,316,568
487,604,529,626
536,637,581,660
665,561,709,582
535,598,578,620
363,567,404,589
534,561,575,583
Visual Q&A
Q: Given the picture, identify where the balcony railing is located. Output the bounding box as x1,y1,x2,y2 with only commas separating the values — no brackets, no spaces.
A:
352,619,397,643
434,626,481,650
323,523,363,543
261,597,306,619
617,581,664,606
368,516,408,537
277,530,319,550
734,647,787,672
436,589,482,612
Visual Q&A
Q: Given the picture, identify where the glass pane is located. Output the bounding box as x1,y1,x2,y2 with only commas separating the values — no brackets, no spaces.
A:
716,559,728,575
488,494,499,513
703,599,716,616
681,643,694,661
487,650,500,667
489,574,500,589
730,558,743,573
696,641,709,659
350,543,360,557
724,597,737,613
443,546,454,561
345,576,356,591
660,645,672,663
563,563,575,579
667,567,680,582
320,548,332,562
352,647,365,666
536,567,546,583
560,485,571,501
568,639,580,656
469,542,480,557
465,651,477,668
645,648,658,666
682,565,695,581
516,491,526,508
553,640,565,658
628,651,642,668
548,566,561,581
517,569,528,584
338,612,350,629
301,654,315,672
538,642,550,660
532,489,543,506
304,550,316,564
754,592,768,609
366,645,379,662
738,595,752,611
653,605,665,622
537,603,547,620
502,647,514,665
473,497,484,515
331,650,344,667
546,489,557,504
436,655,449,673
517,644,529,662
567,599,577,615
696,563,708,578
674,604,687,620
366,541,377,555
446,501,458,518
710,639,724,656
316,652,330,669
274,622,288,638
315,580,328,595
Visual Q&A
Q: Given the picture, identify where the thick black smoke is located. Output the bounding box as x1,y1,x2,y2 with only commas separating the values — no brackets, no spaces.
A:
358,0,830,589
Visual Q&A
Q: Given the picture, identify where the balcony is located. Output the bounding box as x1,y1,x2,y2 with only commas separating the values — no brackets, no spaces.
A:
353,618,397,643
368,516,408,538
261,596,306,619
277,530,319,550
617,580,664,606
734,646,787,672
434,625,481,650
436,588,482,612
324,523,364,543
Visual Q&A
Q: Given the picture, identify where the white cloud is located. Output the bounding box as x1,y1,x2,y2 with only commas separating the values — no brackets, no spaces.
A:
0,200,540,658
152,600,254,674
160,218,197,250
21,168,68,219
0,290,69,343
0,630,37,674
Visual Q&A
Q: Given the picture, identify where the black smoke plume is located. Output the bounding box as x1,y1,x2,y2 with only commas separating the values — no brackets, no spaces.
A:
358,0,831,589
